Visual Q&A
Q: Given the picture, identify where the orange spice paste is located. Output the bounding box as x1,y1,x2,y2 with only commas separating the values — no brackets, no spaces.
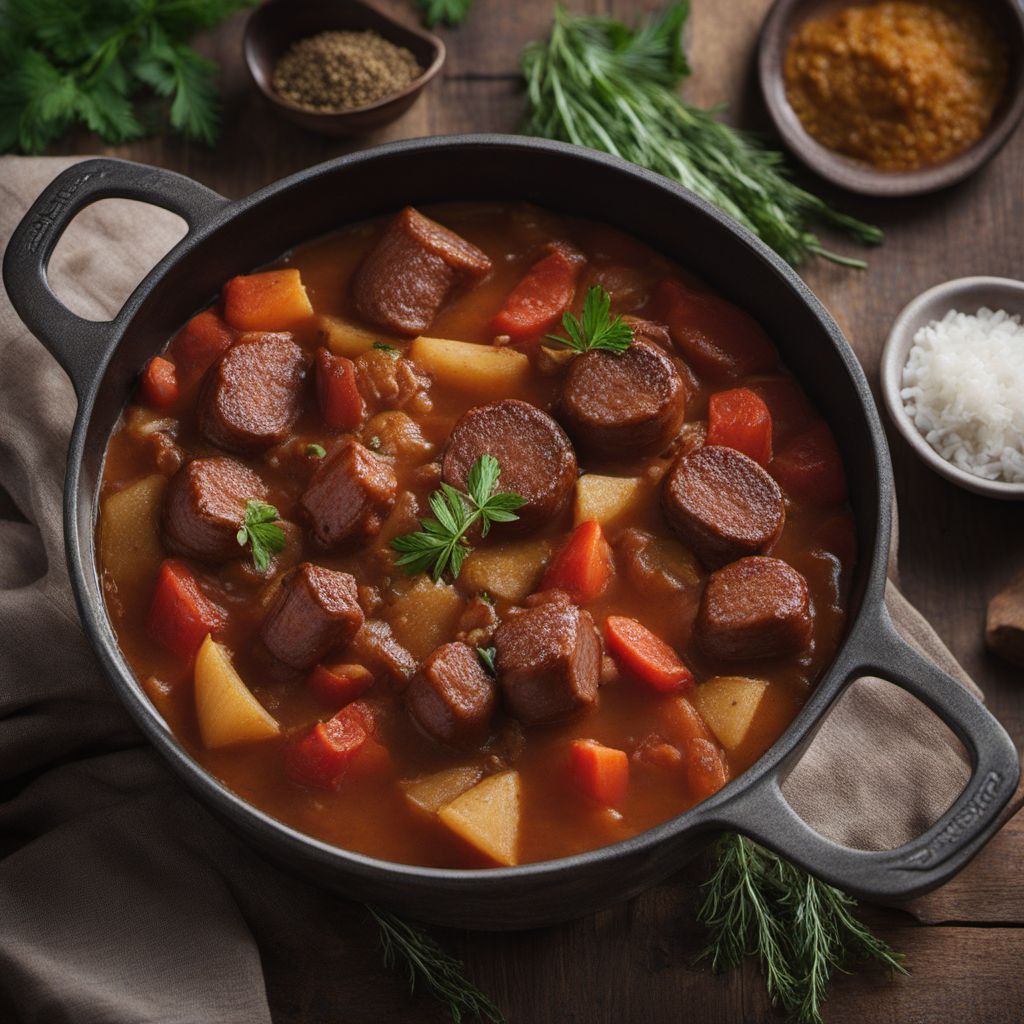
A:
783,1,1007,171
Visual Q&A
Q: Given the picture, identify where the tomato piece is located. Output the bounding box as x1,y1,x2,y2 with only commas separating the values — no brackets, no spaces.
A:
146,559,225,661
604,616,694,693
222,269,313,331
541,520,612,603
569,739,629,807
315,347,365,431
308,662,374,707
284,705,370,789
139,356,178,410
493,247,582,340
685,737,729,801
170,310,234,376
771,421,847,506
706,387,773,466
651,279,777,382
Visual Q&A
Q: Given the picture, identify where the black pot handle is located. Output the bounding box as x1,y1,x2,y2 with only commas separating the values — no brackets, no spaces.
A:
2,157,228,398
712,606,1020,900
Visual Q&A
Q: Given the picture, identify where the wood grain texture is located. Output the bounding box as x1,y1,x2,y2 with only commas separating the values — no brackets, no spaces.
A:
49,1,1024,1021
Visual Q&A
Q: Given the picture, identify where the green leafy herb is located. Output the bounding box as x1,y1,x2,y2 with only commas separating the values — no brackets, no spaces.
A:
476,646,497,676
391,454,526,581
306,443,327,458
236,500,286,573
522,3,882,267
417,0,474,29
0,0,256,154
545,285,633,354
373,341,400,357
368,435,383,452
479,590,494,606
698,834,907,1023
368,906,504,1024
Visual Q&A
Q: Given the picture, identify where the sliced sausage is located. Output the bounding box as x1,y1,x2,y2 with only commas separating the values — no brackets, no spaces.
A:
406,642,498,748
559,338,686,458
353,207,492,334
661,445,784,569
198,333,307,454
623,317,672,351
301,438,398,549
348,618,417,686
442,399,577,534
162,456,266,562
260,563,364,670
695,556,812,660
494,592,600,725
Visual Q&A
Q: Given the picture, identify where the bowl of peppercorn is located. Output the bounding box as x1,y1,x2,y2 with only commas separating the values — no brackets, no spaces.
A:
757,0,1024,196
244,0,445,136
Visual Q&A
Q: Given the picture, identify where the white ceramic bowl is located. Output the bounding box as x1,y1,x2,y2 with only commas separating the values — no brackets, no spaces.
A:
880,276,1024,500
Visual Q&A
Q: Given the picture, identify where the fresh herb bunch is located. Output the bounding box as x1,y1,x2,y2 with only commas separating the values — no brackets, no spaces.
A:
698,833,907,1023
418,0,474,29
546,285,633,354
236,499,286,572
522,3,882,267
0,0,256,153
392,455,526,581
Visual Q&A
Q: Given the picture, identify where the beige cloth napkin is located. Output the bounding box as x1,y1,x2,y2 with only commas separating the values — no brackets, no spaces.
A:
0,156,979,1022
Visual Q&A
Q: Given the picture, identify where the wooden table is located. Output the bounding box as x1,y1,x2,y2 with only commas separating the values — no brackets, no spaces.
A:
52,1,1024,1020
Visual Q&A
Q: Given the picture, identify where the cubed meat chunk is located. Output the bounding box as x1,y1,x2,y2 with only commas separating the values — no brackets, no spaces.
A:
353,207,492,334
355,350,431,413
406,642,498,748
301,438,398,549
494,592,600,725
260,563,364,670
348,618,418,686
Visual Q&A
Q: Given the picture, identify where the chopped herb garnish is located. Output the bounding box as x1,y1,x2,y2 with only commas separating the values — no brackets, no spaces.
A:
236,500,286,573
545,285,633,355
479,590,494,606
368,435,383,452
373,341,400,357
476,646,497,676
391,454,526,581
306,443,327,458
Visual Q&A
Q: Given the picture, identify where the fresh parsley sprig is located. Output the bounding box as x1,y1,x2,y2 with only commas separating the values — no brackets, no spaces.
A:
391,455,525,582
417,0,475,29
545,285,633,355
476,646,497,676
236,500,286,573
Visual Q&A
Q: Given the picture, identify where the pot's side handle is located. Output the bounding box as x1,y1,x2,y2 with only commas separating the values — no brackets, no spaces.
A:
2,158,228,399
711,607,1020,901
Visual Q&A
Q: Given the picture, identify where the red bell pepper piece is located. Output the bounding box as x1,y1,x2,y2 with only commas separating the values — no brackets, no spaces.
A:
492,247,582,340
706,387,773,466
685,737,729,802
308,663,375,707
541,520,612,603
169,310,234,376
284,705,371,790
604,616,695,693
139,356,179,410
315,347,365,431
569,739,629,807
146,559,225,661
771,421,847,506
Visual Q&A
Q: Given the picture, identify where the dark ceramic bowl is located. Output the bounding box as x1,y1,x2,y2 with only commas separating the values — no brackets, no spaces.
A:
244,0,445,137
758,0,1024,197
3,137,1019,929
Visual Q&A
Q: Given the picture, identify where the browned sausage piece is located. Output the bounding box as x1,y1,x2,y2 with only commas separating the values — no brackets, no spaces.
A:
695,556,812,660
442,399,577,534
301,438,398,549
494,591,600,726
559,338,686,458
406,642,498,748
348,618,417,687
198,333,307,454
261,563,364,670
661,445,784,569
353,207,493,335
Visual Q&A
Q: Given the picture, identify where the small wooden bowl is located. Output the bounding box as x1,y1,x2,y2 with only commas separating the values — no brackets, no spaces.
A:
758,0,1024,197
244,0,445,137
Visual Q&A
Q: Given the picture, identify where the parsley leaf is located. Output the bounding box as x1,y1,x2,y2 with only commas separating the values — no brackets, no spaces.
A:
306,443,326,458
236,499,286,573
373,341,400,357
417,0,474,29
545,285,634,355
476,646,497,677
391,455,526,581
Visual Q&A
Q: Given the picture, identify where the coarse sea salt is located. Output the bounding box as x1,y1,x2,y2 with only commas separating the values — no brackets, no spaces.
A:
900,306,1024,483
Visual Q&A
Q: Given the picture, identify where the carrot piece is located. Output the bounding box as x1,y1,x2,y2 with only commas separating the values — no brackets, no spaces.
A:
685,737,729,801
771,421,847,506
222,269,314,331
308,663,374,707
146,559,225,661
707,387,773,466
315,347,365,431
347,734,395,780
492,247,582,340
659,695,715,745
139,356,179,410
569,739,629,807
604,616,694,693
170,310,234,376
284,705,370,789
541,520,612,603
651,279,777,382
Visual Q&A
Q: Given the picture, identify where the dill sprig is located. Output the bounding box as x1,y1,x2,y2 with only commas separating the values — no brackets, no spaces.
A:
368,906,505,1024
522,3,882,268
698,833,907,1024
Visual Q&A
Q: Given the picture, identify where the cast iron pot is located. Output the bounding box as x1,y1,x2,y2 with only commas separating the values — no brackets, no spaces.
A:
4,136,1019,929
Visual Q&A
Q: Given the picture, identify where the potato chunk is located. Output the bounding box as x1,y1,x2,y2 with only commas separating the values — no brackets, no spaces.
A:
692,675,768,751
410,336,530,397
194,635,280,749
460,539,552,603
386,577,464,660
574,475,644,527
318,315,393,358
100,474,167,593
402,766,483,814
438,771,521,865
